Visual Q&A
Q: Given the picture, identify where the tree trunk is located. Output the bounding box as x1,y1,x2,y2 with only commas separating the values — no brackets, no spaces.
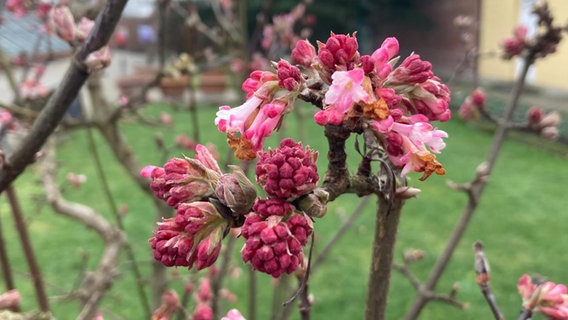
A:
365,194,405,320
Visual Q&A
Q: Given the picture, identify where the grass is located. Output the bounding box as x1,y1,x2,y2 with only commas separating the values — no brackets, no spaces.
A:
1,100,567,319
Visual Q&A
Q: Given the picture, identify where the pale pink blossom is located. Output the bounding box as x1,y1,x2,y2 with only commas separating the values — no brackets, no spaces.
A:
370,37,399,78
76,17,95,42
19,79,48,99
390,122,447,153
84,46,112,72
221,309,246,320
195,278,212,303
518,274,568,319
160,112,174,126
315,68,370,125
192,303,214,320
151,290,180,320
6,0,27,17
244,100,287,152
66,172,87,189
0,290,20,310
216,96,264,135
373,118,447,179
49,6,76,42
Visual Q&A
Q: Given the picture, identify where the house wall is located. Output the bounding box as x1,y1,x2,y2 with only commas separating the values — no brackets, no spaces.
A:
366,0,481,81
479,0,568,90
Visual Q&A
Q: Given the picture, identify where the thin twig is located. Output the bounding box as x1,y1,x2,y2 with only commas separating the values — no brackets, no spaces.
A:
403,51,536,320
6,186,51,314
391,263,421,290
0,210,19,312
85,128,151,319
0,0,129,193
41,138,124,319
311,196,371,272
474,242,505,320
248,267,257,320
211,235,237,318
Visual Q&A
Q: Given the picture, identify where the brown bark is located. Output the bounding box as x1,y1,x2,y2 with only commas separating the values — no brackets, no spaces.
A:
365,194,405,320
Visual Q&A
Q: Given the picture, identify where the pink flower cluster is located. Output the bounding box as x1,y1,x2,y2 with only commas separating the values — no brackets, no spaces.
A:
219,32,450,179
518,274,568,319
296,33,450,180
240,139,317,277
142,145,256,270
215,62,303,160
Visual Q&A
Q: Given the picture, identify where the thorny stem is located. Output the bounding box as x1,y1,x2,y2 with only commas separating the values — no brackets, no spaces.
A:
6,186,50,314
85,128,151,319
0,0,128,193
403,53,536,320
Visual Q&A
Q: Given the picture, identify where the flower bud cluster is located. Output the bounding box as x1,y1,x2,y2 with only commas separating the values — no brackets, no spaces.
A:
240,139,323,277
48,5,111,72
526,107,561,140
502,2,563,61
502,25,528,59
241,199,312,277
458,88,486,121
256,138,319,200
143,145,257,270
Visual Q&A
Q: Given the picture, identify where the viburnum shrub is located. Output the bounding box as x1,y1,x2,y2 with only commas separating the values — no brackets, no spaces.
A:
142,31,451,318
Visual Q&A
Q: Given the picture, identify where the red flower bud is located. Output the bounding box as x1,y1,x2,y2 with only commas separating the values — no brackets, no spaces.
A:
256,138,319,200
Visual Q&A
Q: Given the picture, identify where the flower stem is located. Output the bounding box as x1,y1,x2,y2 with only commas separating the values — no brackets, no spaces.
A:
518,308,532,320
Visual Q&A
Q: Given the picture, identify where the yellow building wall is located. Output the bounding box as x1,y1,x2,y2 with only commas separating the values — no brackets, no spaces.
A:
479,0,568,90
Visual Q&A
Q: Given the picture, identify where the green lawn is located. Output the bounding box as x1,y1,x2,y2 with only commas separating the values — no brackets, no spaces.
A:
1,101,567,319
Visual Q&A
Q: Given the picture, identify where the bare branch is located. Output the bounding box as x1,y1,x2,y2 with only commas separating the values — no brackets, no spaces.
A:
40,138,124,319
0,0,128,193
